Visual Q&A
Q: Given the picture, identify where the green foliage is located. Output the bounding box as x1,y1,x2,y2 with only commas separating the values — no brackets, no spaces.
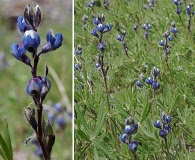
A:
0,118,13,160
75,0,195,159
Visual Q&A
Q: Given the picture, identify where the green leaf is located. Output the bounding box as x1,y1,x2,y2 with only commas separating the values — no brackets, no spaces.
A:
0,134,10,160
140,104,151,123
2,118,13,160
77,129,91,142
94,106,106,137
93,140,115,159
93,146,99,160
0,147,7,160
75,107,91,134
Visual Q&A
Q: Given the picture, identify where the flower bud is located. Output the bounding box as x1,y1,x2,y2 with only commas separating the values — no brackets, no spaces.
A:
26,77,43,97
24,107,37,131
23,2,42,31
11,43,31,66
129,140,139,153
98,42,106,51
119,133,128,144
42,29,63,53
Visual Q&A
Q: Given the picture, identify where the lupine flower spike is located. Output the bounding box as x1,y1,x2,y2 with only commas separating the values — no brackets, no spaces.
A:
11,2,63,159
116,30,129,58
154,112,172,157
119,117,139,159
90,13,112,94
186,3,195,31
142,21,152,42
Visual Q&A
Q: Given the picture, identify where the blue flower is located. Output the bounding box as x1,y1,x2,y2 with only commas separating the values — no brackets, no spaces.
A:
154,120,161,129
75,50,82,55
42,30,63,53
119,133,128,143
93,18,99,25
56,115,65,128
129,140,138,153
165,48,170,54
26,77,43,96
116,35,123,41
23,30,41,52
124,123,138,134
164,125,172,133
91,28,99,38
98,42,106,51
91,0,95,6
159,40,165,46
148,24,152,29
175,7,181,14
53,102,63,112
103,24,112,33
11,43,31,66
168,35,173,41
170,27,178,33
159,129,168,138
142,24,147,30
97,24,105,33
17,16,29,34
186,5,191,15
132,25,138,31
47,112,55,123
94,62,100,69
152,81,160,91
166,115,172,123
172,0,181,6
145,77,153,85
136,80,143,88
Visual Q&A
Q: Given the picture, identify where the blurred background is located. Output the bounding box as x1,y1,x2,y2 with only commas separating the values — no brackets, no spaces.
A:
0,0,72,159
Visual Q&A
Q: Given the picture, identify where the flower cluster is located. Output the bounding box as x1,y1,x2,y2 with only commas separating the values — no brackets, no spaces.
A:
148,0,156,10
75,44,82,56
82,15,88,29
172,0,182,15
132,24,138,32
170,22,178,37
186,3,195,31
91,14,112,41
44,102,72,131
119,117,139,153
116,30,129,58
186,3,195,16
103,0,110,10
154,112,172,138
136,66,160,91
142,21,152,41
159,23,178,62
86,0,95,8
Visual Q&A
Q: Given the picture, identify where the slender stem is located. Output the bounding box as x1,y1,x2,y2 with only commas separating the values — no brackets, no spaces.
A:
31,54,40,78
79,142,92,159
164,138,170,159
132,152,138,160
36,102,50,160
100,51,108,95
152,91,156,119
